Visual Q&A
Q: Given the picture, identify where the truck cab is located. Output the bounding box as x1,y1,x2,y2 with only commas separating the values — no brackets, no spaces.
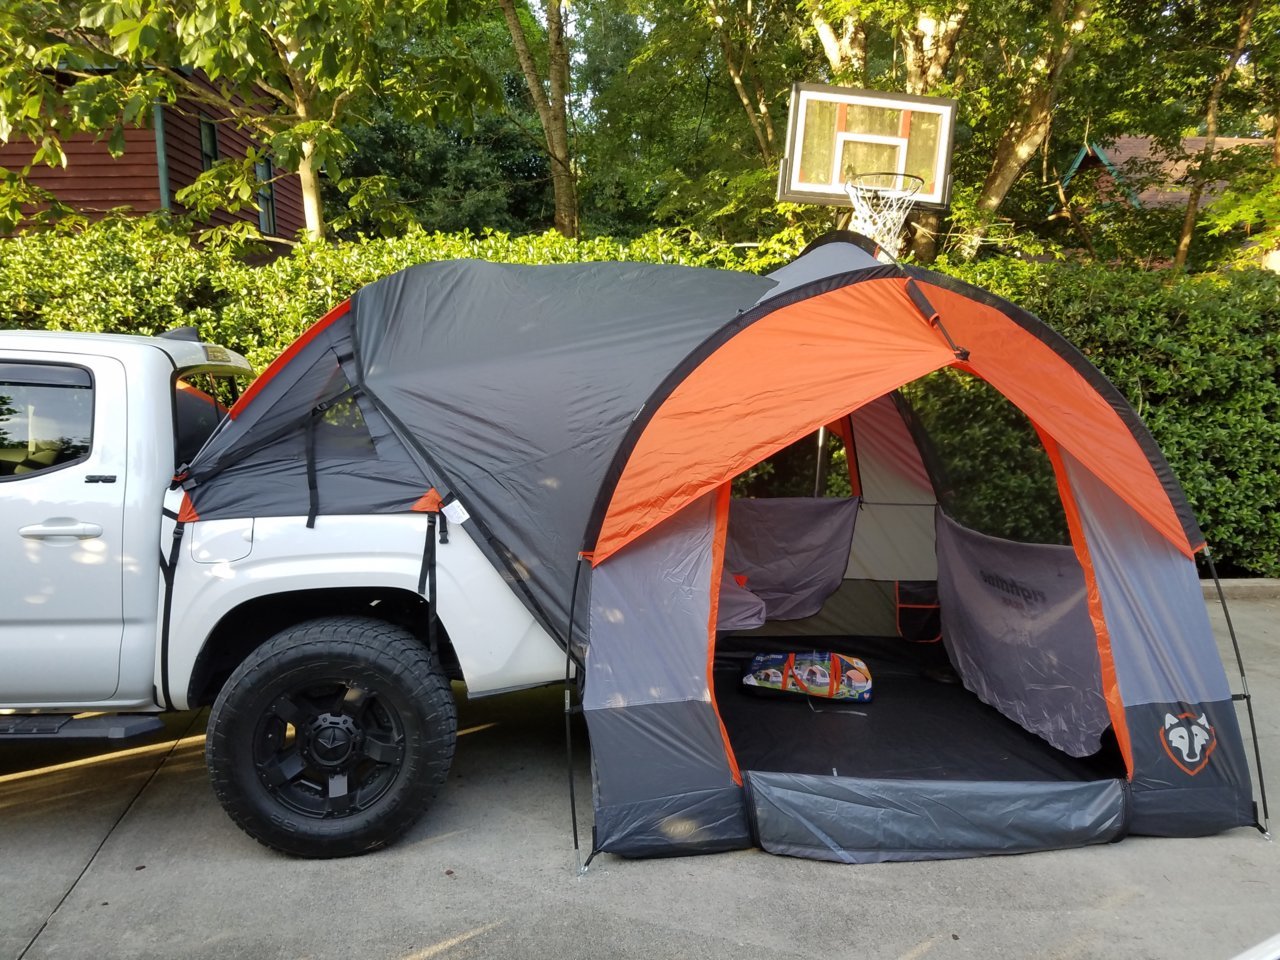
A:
0,329,566,857
0,330,247,708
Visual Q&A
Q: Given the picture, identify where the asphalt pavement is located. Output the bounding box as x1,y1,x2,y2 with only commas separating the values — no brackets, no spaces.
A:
2,593,1277,960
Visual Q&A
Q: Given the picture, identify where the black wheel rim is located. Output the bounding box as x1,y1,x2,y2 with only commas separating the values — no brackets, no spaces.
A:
251,679,407,819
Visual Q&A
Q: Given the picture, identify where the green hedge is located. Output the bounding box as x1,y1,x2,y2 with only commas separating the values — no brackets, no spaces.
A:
1,218,1276,575
0,218,805,368
939,258,1280,576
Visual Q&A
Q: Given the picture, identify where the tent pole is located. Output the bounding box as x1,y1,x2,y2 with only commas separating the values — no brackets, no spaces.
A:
564,556,590,872
1206,547,1270,834
813,426,828,497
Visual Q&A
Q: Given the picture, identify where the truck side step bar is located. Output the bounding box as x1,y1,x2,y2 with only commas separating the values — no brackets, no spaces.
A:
0,714,167,741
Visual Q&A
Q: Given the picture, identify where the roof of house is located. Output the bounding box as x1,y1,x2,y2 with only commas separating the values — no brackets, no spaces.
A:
1069,136,1271,208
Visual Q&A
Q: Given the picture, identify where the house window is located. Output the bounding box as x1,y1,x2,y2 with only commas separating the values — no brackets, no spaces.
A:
255,158,276,235
199,116,219,171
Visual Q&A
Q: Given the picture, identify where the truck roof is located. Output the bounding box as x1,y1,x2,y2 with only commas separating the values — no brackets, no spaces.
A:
0,329,253,378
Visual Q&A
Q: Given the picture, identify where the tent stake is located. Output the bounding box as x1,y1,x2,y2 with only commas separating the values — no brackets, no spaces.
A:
1206,547,1270,833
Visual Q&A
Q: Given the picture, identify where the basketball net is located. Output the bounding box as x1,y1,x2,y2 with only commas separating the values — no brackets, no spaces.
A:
843,172,924,260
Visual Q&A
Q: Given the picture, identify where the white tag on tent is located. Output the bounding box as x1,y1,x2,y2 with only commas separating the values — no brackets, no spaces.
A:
442,499,470,525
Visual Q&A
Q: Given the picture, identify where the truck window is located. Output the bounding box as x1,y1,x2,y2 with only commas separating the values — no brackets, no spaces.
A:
174,374,237,467
0,362,94,479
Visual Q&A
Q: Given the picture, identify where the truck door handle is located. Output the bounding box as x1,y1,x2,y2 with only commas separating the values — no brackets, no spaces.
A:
18,520,104,540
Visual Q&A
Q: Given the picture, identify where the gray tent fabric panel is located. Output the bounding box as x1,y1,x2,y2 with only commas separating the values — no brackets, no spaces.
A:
594,786,751,857
1061,451,1230,705
187,455,427,518
192,394,427,519
1124,699,1254,835
589,702,738,805
585,492,718,709
746,772,1126,863
354,260,775,641
194,316,354,480
760,239,882,301
936,510,1109,757
1060,452,1253,834
585,492,742,854
844,395,937,583
724,497,858,620
849,394,935,501
844,503,937,582
736,579,898,638
189,315,433,519
717,569,766,632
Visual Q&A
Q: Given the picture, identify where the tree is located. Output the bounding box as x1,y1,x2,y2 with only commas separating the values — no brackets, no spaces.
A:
1171,0,1262,269
896,2,967,260
801,1,966,259
957,0,1095,256
703,0,783,164
326,106,554,237
326,20,556,237
0,0,494,240
499,0,579,236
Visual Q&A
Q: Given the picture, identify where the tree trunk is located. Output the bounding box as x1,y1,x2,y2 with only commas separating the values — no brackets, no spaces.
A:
1272,95,1280,166
297,142,324,242
811,12,866,80
899,7,967,261
958,0,1093,257
1172,0,1260,270
900,7,968,97
715,24,772,161
1273,103,1280,167
544,0,577,237
907,209,941,261
498,0,579,237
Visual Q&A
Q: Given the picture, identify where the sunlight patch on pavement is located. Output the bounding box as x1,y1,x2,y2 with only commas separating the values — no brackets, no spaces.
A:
896,936,938,960
401,920,506,959
0,733,206,784
457,722,498,737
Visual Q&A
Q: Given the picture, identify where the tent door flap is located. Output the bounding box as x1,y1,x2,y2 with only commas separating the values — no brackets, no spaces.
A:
745,772,1127,863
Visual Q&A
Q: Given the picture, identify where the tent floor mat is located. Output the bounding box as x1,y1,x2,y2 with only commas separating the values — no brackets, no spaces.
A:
713,636,1125,783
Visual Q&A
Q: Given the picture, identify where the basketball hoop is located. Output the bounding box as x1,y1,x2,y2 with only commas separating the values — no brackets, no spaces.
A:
843,172,924,260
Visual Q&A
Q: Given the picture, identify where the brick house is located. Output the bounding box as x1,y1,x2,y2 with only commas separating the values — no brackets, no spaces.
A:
0,100,305,239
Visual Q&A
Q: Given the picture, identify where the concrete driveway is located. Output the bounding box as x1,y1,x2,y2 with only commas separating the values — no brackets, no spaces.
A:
2,596,1277,960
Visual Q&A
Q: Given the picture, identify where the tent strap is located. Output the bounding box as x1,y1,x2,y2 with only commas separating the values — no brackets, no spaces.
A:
304,411,319,528
419,512,438,653
157,507,185,710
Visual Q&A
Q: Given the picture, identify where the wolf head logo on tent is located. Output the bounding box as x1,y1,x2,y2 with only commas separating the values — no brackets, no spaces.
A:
1160,712,1217,775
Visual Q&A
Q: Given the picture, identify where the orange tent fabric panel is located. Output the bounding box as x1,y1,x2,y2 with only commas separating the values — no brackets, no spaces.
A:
594,277,955,563
229,298,351,420
706,484,743,786
913,281,1193,557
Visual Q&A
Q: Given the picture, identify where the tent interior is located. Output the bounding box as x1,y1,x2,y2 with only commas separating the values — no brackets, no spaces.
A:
710,375,1130,791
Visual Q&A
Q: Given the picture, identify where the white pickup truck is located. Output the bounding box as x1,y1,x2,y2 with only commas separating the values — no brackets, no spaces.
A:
0,329,567,857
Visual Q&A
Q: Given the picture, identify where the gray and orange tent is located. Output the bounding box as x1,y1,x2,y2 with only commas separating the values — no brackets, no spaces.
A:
182,232,1262,863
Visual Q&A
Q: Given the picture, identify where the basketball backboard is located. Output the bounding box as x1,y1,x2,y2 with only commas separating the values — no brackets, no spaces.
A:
777,83,957,210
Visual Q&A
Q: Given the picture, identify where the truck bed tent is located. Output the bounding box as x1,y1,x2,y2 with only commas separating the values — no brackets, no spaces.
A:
181,232,1258,863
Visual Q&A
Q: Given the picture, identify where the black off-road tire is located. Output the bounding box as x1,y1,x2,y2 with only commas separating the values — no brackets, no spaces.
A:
206,616,456,858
